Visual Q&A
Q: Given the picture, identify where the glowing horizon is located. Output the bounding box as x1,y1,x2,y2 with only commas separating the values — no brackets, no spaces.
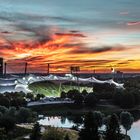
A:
0,0,140,73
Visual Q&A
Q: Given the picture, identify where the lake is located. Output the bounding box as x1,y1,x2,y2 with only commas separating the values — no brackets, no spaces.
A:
39,116,140,140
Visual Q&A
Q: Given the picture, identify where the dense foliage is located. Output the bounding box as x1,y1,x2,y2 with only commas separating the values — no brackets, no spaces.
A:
93,77,140,109
0,92,46,108
61,89,98,107
79,111,133,140
0,105,37,139
0,92,27,108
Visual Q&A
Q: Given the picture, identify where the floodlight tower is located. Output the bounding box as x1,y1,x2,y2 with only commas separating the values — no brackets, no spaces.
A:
75,66,80,90
70,66,73,74
0,58,3,77
47,63,50,75
25,62,28,75
4,62,7,75
92,66,96,76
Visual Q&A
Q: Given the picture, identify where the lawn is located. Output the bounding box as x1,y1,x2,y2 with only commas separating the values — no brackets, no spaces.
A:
29,81,92,97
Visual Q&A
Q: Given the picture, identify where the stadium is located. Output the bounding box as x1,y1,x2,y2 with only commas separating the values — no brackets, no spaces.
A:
0,57,124,96
0,74,124,95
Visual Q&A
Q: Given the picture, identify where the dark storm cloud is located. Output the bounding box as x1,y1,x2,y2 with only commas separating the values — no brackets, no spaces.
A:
0,11,133,35
70,45,126,54
0,45,14,50
55,59,117,64
14,23,54,43
0,31,12,34
0,12,75,23
61,43,86,47
13,21,87,46
0,12,83,41
69,30,80,33
55,32,86,37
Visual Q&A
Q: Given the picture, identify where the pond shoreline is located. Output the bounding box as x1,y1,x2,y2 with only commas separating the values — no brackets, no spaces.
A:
29,103,140,118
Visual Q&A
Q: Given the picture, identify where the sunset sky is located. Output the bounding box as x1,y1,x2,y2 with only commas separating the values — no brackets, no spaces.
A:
0,0,140,73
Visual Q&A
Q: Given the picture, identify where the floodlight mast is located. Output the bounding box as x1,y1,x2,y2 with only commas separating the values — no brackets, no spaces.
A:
76,66,80,91
92,66,96,77
69,66,80,90
25,62,28,75
47,63,50,75
4,62,7,75
0,58,3,77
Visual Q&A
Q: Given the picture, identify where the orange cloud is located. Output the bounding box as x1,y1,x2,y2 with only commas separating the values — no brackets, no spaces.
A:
0,31,140,73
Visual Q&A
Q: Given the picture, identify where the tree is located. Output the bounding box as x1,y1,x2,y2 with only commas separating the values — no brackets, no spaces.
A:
84,93,97,108
74,94,84,105
26,93,34,99
79,112,94,140
105,114,121,140
93,111,104,132
79,111,103,140
60,91,66,98
67,89,80,100
0,116,15,133
30,122,41,140
113,89,136,108
35,94,45,101
81,90,88,96
120,111,134,135
5,107,16,119
0,97,10,107
17,107,32,123
0,106,8,114
72,116,83,128
133,91,140,105
0,128,8,140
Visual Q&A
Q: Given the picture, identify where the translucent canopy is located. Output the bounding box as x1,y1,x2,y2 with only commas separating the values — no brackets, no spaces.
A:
0,74,124,93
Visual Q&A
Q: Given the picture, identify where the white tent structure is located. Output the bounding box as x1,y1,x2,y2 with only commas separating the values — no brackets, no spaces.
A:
0,74,124,93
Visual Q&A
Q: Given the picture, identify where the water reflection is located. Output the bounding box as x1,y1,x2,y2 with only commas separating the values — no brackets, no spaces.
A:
39,115,140,140
128,120,140,140
39,116,78,128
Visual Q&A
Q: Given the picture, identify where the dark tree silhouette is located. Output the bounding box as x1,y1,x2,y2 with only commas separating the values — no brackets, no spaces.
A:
79,111,103,140
120,111,134,135
105,114,121,140
30,122,41,140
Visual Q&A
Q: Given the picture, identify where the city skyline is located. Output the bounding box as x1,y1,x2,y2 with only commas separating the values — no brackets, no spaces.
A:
0,0,140,73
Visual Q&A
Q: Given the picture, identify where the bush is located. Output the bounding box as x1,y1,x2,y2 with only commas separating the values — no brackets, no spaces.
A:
0,116,15,132
113,89,137,108
16,107,34,123
0,97,10,107
42,127,65,140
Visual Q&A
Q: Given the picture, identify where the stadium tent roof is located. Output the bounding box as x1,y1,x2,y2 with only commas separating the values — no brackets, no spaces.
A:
0,74,124,93
0,84,16,93
18,74,124,89
0,78,16,85
15,84,32,93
